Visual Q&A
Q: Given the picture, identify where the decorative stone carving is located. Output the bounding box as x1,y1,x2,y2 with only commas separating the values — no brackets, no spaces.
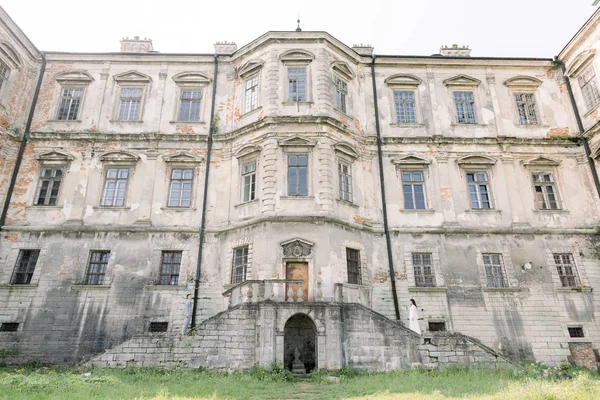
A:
281,238,314,258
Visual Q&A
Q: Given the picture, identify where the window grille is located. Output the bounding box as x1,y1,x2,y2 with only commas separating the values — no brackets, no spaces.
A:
402,171,426,209
231,246,249,284
568,327,584,338
482,253,507,288
578,65,600,111
346,248,362,285
287,154,308,196
101,168,129,206
241,160,256,202
11,250,40,285
514,93,538,125
412,253,436,287
35,167,63,206
532,173,560,210
57,88,83,120
393,91,416,123
149,322,168,333
0,61,9,97
334,76,348,113
244,76,259,113
466,171,492,209
338,162,352,202
553,253,581,287
288,67,307,102
158,251,182,285
117,88,143,120
0,323,19,332
453,91,477,123
178,90,202,122
168,168,193,207
85,251,110,285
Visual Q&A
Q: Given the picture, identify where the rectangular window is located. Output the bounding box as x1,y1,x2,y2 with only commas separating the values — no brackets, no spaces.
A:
11,250,40,285
101,168,129,207
178,90,202,122
482,253,507,288
288,67,307,102
241,160,256,203
532,173,560,210
231,246,249,284
158,251,182,285
338,162,352,202
428,322,446,332
466,171,492,209
334,76,348,113
117,88,143,121
393,91,417,123
35,167,63,206
149,322,168,333
85,251,110,285
56,88,83,120
168,168,193,208
412,253,436,287
346,248,362,285
578,65,600,111
244,76,259,113
0,322,19,332
553,253,581,287
288,154,308,196
402,171,426,210
453,91,477,124
514,93,538,125
568,327,584,338
0,61,10,97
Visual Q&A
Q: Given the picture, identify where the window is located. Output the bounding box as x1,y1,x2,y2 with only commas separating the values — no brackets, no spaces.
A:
0,60,9,97
101,168,129,207
334,75,348,113
346,248,362,285
514,93,538,125
117,88,143,121
35,167,63,206
231,246,249,284
241,160,256,203
149,322,168,333
577,65,600,111
553,253,581,287
466,171,492,209
244,75,259,113
168,168,193,208
287,154,308,196
453,91,477,123
532,173,560,210
158,251,182,285
85,251,110,285
568,327,584,338
288,67,307,102
11,250,40,285
338,162,352,202
482,253,507,288
402,171,426,210
428,322,446,332
56,88,83,120
412,253,436,287
178,90,202,122
393,91,417,123
0,322,19,332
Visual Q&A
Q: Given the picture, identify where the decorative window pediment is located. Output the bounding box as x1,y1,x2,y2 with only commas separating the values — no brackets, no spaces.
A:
113,70,152,84
35,150,75,162
334,142,359,160
99,150,140,163
172,72,210,86
503,76,542,89
443,74,481,87
163,152,204,164
385,74,422,87
238,60,265,79
391,155,431,166
566,50,596,77
281,238,314,258
456,155,497,166
331,61,355,80
0,41,21,68
279,49,315,64
522,156,560,167
278,135,316,148
55,70,95,85
235,144,262,159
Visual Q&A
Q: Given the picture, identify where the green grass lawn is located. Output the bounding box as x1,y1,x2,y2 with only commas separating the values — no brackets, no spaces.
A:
0,365,599,400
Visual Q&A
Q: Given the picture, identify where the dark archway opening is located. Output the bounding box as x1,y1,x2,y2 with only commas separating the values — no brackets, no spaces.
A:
284,313,317,373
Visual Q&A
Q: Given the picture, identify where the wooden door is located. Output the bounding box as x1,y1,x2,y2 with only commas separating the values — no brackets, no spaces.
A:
286,262,309,302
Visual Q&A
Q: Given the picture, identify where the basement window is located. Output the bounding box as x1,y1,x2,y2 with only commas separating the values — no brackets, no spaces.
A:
428,322,446,332
149,322,168,333
0,322,19,332
568,327,584,338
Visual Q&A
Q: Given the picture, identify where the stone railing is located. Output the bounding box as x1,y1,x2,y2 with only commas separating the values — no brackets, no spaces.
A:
334,283,372,308
223,279,305,308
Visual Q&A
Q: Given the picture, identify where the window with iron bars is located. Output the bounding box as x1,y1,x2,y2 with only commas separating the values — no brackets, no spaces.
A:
578,65,600,111
334,75,348,113
0,60,10,98
85,251,110,285
158,251,182,285
453,91,477,123
288,67,306,102
346,248,362,285
231,246,249,284
117,87,143,121
168,168,193,208
393,90,417,123
57,87,83,120
553,253,581,287
412,253,436,287
35,166,63,206
244,75,259,113
568,327,584,338
514,92,538,125
338,162,352,202
178,90,202,122
11,250,40,285
532,173,560,210
482,253,507,288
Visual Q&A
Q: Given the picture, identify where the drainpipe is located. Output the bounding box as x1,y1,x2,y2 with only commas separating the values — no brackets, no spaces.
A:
191,54,219,329
370,55,401,321
0,54,47,229
554,57,600,200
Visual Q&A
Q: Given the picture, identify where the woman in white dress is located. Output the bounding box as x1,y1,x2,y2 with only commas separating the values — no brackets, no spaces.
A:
409,298,421,334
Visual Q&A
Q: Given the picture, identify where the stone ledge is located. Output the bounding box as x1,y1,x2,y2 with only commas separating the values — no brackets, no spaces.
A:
71,284,111,291
408,287,447,293
556,286,592,293
0,284,39,290
144,285,186,291
481,287,522,293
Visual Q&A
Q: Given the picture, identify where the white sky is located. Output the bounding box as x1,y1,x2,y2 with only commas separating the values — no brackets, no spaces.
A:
2,0,597,57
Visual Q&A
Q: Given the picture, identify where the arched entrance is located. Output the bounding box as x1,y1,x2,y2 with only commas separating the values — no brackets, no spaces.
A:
284,313,317,373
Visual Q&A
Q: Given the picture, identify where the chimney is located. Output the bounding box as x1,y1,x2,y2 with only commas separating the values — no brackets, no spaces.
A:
214,41,237,55
352,44,374,57
120,36,154,53
439,44,471,57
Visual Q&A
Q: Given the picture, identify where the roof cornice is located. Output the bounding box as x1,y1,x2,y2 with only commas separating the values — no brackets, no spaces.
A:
0,6,40,61
558,7,600,61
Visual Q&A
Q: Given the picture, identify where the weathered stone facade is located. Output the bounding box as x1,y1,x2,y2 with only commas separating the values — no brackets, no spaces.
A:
1,6,600,370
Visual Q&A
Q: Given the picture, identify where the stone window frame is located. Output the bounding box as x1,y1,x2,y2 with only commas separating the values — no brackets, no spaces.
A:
522,156,565,212
567,51,600,114
162,152,204,210
503,76,544,126
1,241,48,287
280,49,315,105
456,155,498,212
171,72,211,123
32,151,75,207
330,61,355,116
475,246,519,291
384,74,423,125
544,247,590,291
334,142,359,205
392,155,433,211
238,60,264,116
340,240,367,286
224,238,253,287
147,245,191,288
234,145,262,205
278,136,317,198
97,151,140,208
111,71,152,122
0,41,22,105
443,75,482,125
404,244,445,291
51,70,95,122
